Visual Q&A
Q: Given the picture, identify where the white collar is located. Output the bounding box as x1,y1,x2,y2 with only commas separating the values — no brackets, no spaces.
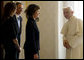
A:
69,16,75,21
15,14,20,18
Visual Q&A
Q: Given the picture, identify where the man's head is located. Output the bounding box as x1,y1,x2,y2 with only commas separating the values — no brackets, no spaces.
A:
63,7,74,19
16,2,23,15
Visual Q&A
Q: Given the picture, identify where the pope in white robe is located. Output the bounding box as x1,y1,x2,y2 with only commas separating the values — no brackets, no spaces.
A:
61,7,83,59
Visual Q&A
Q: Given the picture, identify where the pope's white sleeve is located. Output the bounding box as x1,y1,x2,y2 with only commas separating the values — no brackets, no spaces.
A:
61,23,68,40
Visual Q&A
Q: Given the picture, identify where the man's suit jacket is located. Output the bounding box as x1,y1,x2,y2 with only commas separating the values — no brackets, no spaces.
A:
13,15,22,45
24,17,40,54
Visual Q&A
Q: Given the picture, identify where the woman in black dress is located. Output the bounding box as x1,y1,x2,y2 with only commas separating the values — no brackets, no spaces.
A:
1,2,21,59
24,4,40,59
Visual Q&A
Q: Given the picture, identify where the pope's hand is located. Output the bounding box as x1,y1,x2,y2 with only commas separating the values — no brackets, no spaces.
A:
63,40,71,49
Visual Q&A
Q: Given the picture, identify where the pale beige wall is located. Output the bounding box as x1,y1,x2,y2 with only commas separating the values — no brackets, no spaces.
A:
19,2,27,59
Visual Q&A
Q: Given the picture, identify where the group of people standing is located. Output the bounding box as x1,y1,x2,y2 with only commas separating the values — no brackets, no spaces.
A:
0,2,40,59
0,1,83,59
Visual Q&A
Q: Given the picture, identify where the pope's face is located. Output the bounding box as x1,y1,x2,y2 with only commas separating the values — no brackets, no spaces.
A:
63,9,73,19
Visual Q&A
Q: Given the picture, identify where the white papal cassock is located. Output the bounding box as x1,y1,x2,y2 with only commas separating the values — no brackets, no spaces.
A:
61,16,83,59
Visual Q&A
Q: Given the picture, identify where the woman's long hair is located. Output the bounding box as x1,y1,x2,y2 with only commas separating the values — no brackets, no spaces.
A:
2,2,16,24
25,4,40,19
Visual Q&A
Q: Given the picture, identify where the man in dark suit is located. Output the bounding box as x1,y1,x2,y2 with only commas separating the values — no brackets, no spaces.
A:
13,2,23,59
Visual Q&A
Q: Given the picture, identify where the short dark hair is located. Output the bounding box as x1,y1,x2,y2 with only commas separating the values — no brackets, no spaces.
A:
25,4,40,18
16,2,22,6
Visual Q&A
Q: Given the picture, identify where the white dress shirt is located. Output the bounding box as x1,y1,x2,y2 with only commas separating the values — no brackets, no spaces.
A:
15,14,21,28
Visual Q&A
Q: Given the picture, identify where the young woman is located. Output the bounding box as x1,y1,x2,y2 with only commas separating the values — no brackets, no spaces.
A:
24,4,40,59
1,2,20,59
